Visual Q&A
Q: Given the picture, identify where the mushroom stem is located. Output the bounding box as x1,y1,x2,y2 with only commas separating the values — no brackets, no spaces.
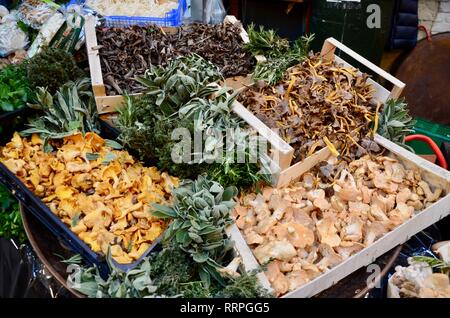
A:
218,256,242,279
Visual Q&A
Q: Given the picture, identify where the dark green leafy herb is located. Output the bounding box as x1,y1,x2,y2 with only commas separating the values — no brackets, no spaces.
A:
377,98,416,152
26,47,85,95
153,176,237,286
0,184,26,243
21,78,99,147
246,26,314,85
119,54,269,188
216,271,273,298
71,243,270,298
245,23,289,58
0,63,31,112
135,54,222,117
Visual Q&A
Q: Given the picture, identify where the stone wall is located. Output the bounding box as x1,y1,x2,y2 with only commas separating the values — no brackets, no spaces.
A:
418,0,450,39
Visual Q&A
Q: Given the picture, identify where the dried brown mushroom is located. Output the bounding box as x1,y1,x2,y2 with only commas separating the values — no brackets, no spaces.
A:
238,53,377,163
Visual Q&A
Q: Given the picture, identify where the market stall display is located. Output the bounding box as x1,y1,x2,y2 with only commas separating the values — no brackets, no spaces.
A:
0,0,449,300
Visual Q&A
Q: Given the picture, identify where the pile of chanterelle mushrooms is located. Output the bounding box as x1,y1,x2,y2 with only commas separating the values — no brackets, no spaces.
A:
232,155,444,296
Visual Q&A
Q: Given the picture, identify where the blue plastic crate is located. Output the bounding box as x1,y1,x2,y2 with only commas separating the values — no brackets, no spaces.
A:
68,0,187,27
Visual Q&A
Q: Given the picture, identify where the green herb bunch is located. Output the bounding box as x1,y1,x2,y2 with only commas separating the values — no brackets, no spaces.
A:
377,98,416,152
71,243,271,298
136,53,222,116
0,184,26,243
0,63,32,112
119,54,270,188
246,25,314,85
245,23,289,58
118,54,223,173
153,176,237,286
26,47,85,95
21,78,99,150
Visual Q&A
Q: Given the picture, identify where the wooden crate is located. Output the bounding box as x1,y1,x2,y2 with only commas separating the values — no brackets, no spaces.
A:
232,37,406,188
85,15,263,115
228,134,450,297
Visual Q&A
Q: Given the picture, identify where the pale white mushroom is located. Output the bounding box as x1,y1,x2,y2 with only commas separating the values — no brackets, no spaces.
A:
360,186,374,204
244,228,264,245
330,195,346,212
432,241,450,262
262,187,275,201
342,216,363,242
364,221,388,245
255,216,278,234
316,217,341,247
418,181,442,203
273,222,315,248
334,183,362,202
302,172,315,189
307,189,325,202
313,197,331,210
316,243,343,271
286,270,309,291
335,242,365,259
348,201,370,215
396,187,412,204
279,262,294,272
217,257,241,279
371,191,396,213
265,261,290,296
388,202,414,227
370,204,389,222
373,171,398,193
254,240,297,264
293,208,314,228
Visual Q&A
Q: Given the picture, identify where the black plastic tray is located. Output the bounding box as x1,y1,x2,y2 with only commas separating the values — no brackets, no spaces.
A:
0,108,162,278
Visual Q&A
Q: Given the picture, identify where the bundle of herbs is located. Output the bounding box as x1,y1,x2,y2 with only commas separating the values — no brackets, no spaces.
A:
239,53,377,164
245,24,314,85
376,98,416,152
21,78,99,149
118,54,269,188
26,47,85,95
0,63,32,112
70,176,272,298
0,184,26,243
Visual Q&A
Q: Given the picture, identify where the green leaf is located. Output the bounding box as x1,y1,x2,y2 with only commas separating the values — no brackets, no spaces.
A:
222,186,238,201
71,214,80,227
86,153,100,161
188,232,203,243
105,139,123,150
61,254,82,265
151,204,177,218
193,252,209,263
102,152,117,165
